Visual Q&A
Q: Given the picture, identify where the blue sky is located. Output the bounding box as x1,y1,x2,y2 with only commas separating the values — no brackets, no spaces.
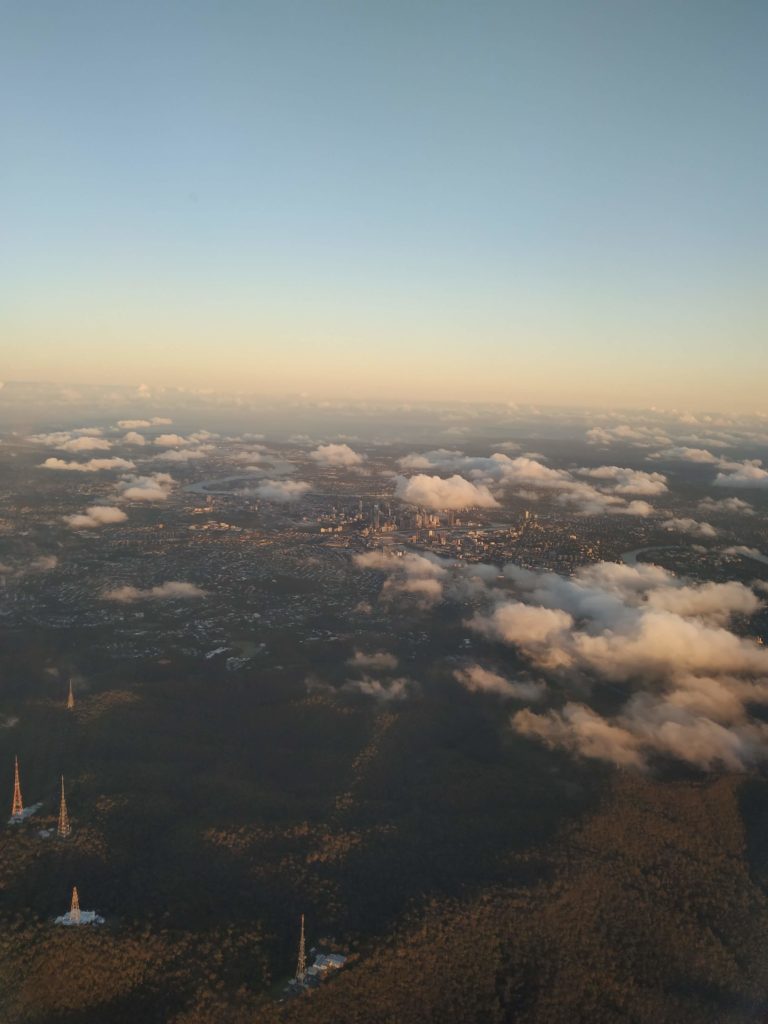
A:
1,1,766,408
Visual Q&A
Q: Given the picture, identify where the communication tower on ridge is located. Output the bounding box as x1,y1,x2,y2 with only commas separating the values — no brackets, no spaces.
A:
69,886,81,924
296,913,307,983
57,776,71,838
11,756,23,818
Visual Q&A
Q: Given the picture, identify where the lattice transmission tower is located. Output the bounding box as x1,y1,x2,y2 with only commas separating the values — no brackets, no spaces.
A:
57,776,71,838
69,887,81,925
296,913,307,982
11,756,23,818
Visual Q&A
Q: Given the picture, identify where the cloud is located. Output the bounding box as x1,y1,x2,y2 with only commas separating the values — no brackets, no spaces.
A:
310,443,365,467
397,449,466,471
39,457,136,472
121,431,147,446
151,417,173,425
102,581,206,602
29,555,58,572
698,497,754,515
251,479,310,502
64,505,128,529
467,560,768,771
153,448,210,463
28,431,75,445
395,453,660,516
651,446,721,464
722,546,768,567
394,473,499,509
575,466,668,496
586,424,671,447
661,517,717,538
117,472,175,502
229,449,267,464
117,419,152,429
347,650,399,670
714,462,768,489
514,704,646,768
153,433,189,446
354,549,448,606
342,676,413,701
454,665,547,701
56,435,112,452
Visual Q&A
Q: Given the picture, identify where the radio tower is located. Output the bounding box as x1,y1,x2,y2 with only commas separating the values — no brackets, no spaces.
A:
66,679,75,710
69,886,81,925
296,913,307,983
57,776,71,838
11,756,23,818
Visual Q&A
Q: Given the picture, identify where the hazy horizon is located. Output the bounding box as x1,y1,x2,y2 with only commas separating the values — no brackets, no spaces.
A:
3,0,766,410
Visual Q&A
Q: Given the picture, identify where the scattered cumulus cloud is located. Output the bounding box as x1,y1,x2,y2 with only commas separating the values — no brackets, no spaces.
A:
354,549,448,607
310,443,365,467
714,461,768,489
153,433,189,447
102,581,206,602
661,517,717,539
342,676,414,701
347,650,399,670
121,431,146,446
153,448,210,463
64,505,128,529
454,665,547,701
56,435,112,452
466,560,768,771
251,479,310,502
394,473,499,509
39,457,136,472
117,472,175,502
699,496,754,515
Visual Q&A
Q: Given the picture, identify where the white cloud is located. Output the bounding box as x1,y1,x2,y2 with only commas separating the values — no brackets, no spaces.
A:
394,473,499,509
576,466,668,496
310,443,365,467
342,676,413,701
454,665,547,701
29,555,58,572
661,517,717,538
347,650,399,670
28,431,74,445
64,505,128,530
586,424,671,447
117,472,175,502
651,446,721,464
102,581,206,602
117,419,152,429
467,560,768,771
252,479,310,502
121,431,146,446
39,457,136,472
714,462,768,489
55,435,112,452
153,433,189,447
395,453,660,516
354,549,448,606
153,448,210,463
698,496,754,515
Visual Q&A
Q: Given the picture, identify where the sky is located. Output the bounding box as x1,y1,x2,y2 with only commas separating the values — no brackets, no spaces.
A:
1,1,766,409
